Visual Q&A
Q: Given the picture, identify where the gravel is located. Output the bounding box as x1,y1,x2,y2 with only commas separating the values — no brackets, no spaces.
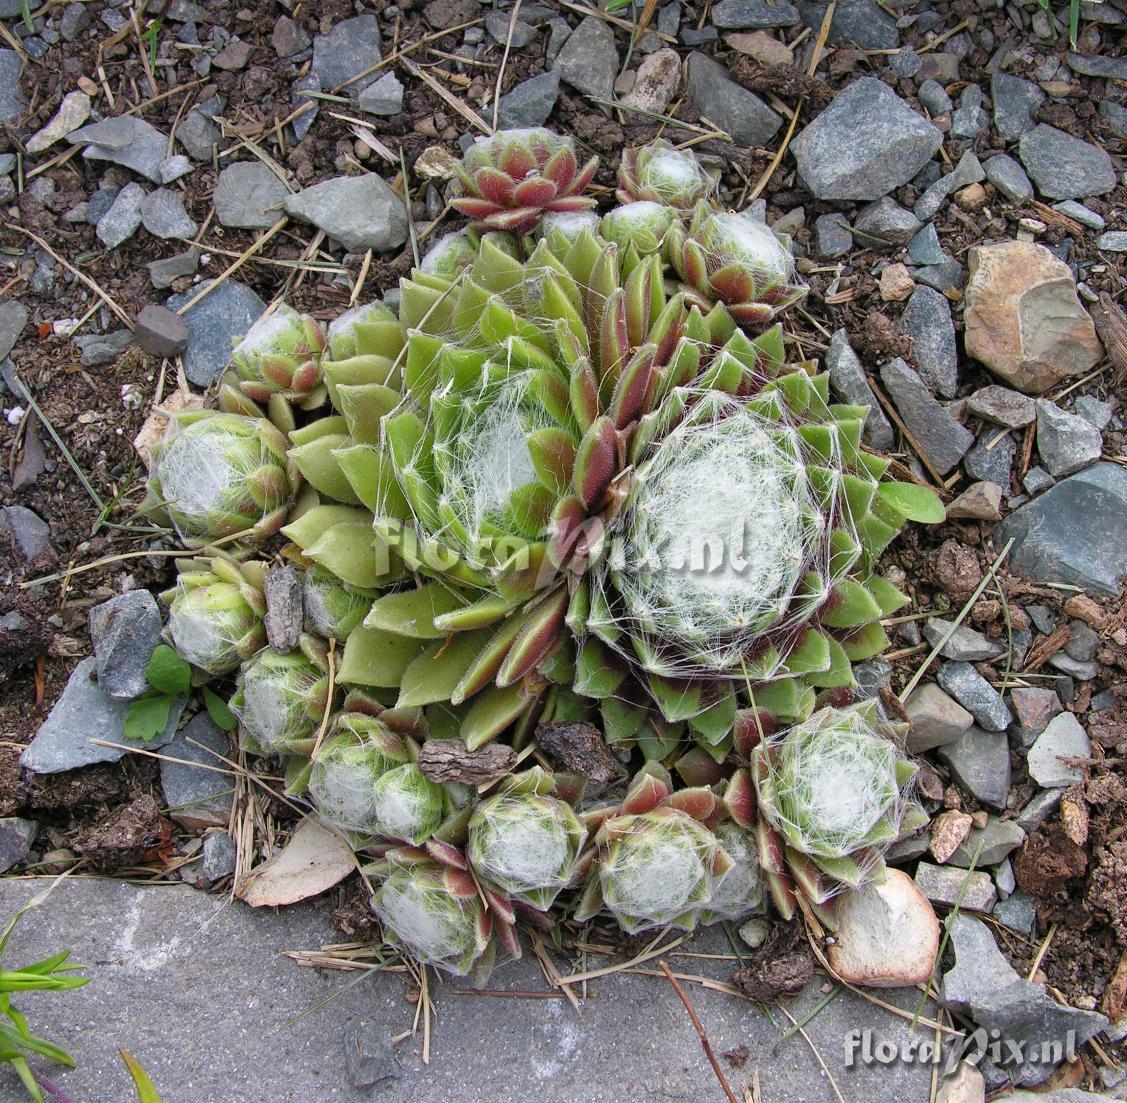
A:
991,72,1044,141
88,590,163,700
684,51,782,147
70,116,168,183
160,714,235,830
852,196,921,246
552,15,619,101
1026,712,1090,787
797,0,899,47
1035,399,1103,477
357,71,404,116
878,357,973,475
140,188,198,239
916,79,951,115
214,162,289,230
0,50,27,124
904,682,973,752
983,153,1033,201
1018,124,1117,200
922,618,1004,661
283,174,409,253
96,182,146,249
175,110,220,161
311,13,382,93
825,329,894,449
791,78,941,201
936,662,1012,731
901,285,957,397
133,304,190,359
936,726,1011,810
0,300,27,361
915,863,996,911
709,0,800,28
496,71,560,129
165,279,268,387
966,385,1037,428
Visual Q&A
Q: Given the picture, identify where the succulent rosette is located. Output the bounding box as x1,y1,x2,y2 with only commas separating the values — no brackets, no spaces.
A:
697,820,766,924
149,411,294,542
452,128,598,234
162,552,268,676
466,767,587,910
667,203,809,326
600,201,678,264
724,701,922,923
370,842,520,980
301,566,375,641
617,140,718,208
219,305,328,429
575,764,733,933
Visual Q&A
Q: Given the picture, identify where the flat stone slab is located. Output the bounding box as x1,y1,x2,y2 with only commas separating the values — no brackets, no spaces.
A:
0,878,938,1103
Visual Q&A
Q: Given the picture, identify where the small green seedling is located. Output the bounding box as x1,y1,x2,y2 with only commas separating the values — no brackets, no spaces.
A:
123,645,191,743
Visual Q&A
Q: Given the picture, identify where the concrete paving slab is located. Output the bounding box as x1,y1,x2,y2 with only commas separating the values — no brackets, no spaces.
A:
0,878,938,1103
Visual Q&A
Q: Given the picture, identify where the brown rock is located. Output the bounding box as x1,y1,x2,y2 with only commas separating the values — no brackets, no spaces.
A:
954,183,987,211
964,241,1103,394
947,481,1003,520
133,304,188,359
879,262,916,302
725,31,794,67
621,49,681,115
827,869,940,988
930,809,973,863
937,1061,985,1103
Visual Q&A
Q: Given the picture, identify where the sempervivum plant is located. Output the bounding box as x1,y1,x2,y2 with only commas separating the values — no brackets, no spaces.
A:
452,128,598,234
574,764,733,934
667,202,808,326
161,551,267,676
370,842,520,980
617,139,718,209
724,701,923,923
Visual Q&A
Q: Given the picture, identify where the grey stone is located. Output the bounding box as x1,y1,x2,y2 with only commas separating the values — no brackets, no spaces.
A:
997,463,1127,596
889,46,920,79
0,50,27,125
1066,51,1127,79
917,79,952,116
984,153,1033,202
950,84,987,140
134,304,189,359
0,300,27,361
685,52,781,147
88,590,163,700
147,249,200,290
964,430,1015,488
552,16,618,102
1018,124,1117,200
1100,98,1127,139
357,71,404,116
966,385,1036,429
70,116,169,184
75,329,133,367
991,72,1044,142
994,858,1015,896
1010,686,1062,744
902,286,957,398
0,818,37,874
0,878,940,1103
792,78,941,201
87,187,120,225
201,831,237,883
271,15,311,58
21,658,183,774
913,172,959,221
1074,395,1112,431
948,817,1025,867
0,153,14,176
96,182,146,249
825,329,894,449
264,566,303,653
284,174,408,253
814,212,851,258
214,162,289,230
140,188,198,240
485,9,535,48
176,110,219,161
1027,712,1089,788
914,862,996,911
937,726,1011,810
710,0,800,28
952,149,985,186
1065,620,1099,663
797,0,898,47
160,713,234,830
852,657,892,700
1022,466,1054,496
344,1022,400,1089
937,662,1012,732
923,618,1004,662
1096,230,1127,252
1047,651,1098,681
853,196,921,247
913,260,964,295
1052,200,1105,231
1036,399,1102,477
312,13,382,93
166,279,267,388
879,358,973,475
497,71,560,129
159,155,193,184
904,682,973,752
658,1,682,37
59,2,91,41
906,223,947,266
291,73,321,143
942,915,1108,1086
993,889,1036,934
545,16,570,62
1017,788,1062,833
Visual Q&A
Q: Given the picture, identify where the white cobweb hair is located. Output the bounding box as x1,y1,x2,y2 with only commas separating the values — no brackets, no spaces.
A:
759,706,912,863
376,868,479,971
468,794,574,895
235,654,320,751
591,389,835,678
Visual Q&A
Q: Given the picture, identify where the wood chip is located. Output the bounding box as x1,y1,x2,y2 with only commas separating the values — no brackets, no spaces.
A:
417,739,517,785
1091,292,1127,384
536,721,624,785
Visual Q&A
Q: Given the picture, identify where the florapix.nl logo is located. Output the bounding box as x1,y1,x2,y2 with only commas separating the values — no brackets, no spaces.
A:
845,1027,1078,1077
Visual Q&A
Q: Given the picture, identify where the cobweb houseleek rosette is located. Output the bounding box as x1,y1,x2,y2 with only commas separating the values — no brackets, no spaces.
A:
574,763,734,934
161,551,268,676
617,139,719,209
452,128,599,235
148,410,295,543
369,840,521,981
466,766,587,911
667,202,808,327
724,702,921,923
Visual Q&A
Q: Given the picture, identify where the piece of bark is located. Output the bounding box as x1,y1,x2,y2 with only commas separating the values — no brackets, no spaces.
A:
264,566,302,652
535,721,623,785
1091,292,1127,384
417,739,517,785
